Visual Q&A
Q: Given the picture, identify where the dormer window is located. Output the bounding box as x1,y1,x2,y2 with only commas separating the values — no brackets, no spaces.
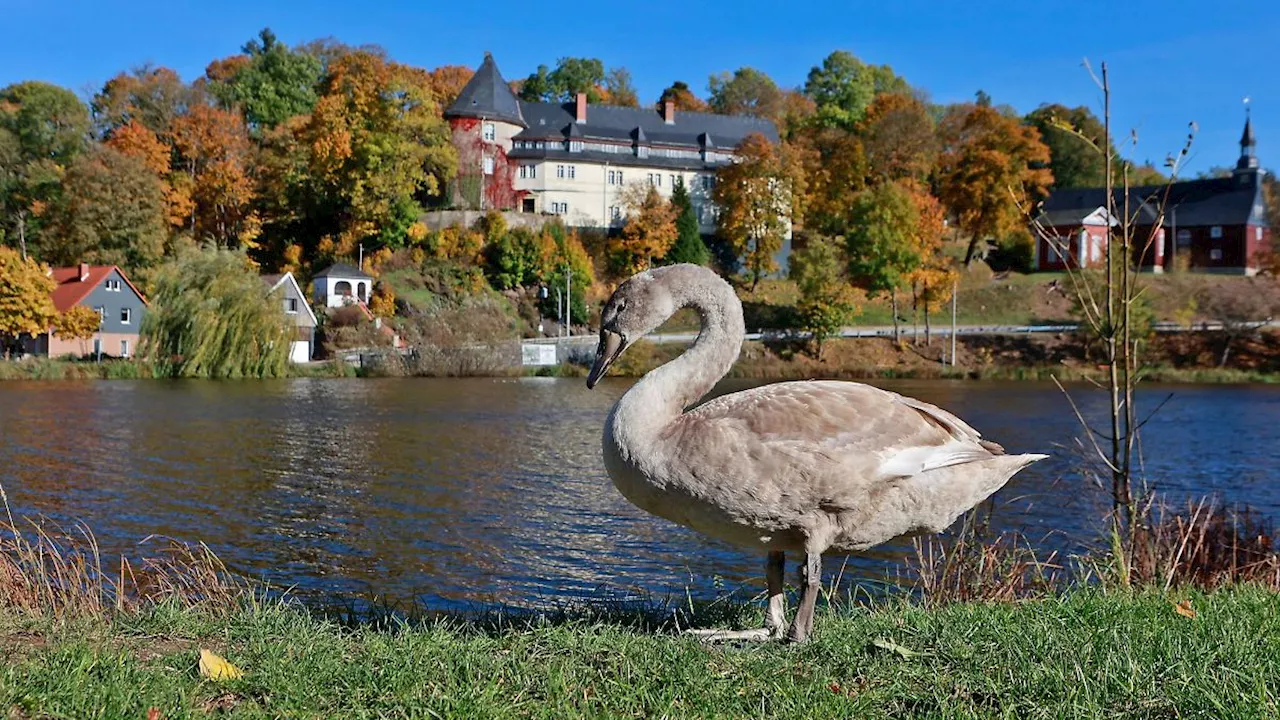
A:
569,140,583,153
637,145,649,158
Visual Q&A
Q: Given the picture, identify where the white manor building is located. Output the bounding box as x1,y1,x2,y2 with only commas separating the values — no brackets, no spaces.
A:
443,54,789,266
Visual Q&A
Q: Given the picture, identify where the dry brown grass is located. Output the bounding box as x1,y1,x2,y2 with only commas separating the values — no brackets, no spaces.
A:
902,526,1063,607
1118,499,1280,592
1,484,245,621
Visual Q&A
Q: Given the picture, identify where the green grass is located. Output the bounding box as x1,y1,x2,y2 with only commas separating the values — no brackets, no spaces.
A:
4,587,1279,718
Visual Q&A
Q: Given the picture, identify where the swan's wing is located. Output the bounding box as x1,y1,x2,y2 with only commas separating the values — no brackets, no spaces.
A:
672,380,1000,484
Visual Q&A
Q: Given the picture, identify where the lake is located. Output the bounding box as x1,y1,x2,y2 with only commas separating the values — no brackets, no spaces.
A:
2,377,1278,610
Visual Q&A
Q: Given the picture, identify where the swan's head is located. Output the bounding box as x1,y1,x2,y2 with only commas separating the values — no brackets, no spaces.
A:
586,266,683,389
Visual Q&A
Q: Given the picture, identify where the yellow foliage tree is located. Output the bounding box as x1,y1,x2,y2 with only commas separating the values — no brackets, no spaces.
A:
0,246,57,357
712,133,800,289
53,305,102,342
613,184,678,274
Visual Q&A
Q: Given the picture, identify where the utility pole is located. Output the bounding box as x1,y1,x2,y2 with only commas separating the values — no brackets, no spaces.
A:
565,261,571,338
950,278,958,367
358,243,364,272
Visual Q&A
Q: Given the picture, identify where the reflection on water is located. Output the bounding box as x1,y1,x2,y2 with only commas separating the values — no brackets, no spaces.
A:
2,377,1278,609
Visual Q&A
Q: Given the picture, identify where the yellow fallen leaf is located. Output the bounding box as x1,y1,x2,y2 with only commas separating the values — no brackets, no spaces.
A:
1173,599,1196,619
199,649,244,680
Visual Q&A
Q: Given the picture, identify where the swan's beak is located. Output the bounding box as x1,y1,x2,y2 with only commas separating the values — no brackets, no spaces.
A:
586,329,625,389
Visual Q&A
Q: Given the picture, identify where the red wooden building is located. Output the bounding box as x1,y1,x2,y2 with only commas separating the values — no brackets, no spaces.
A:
1034,115,1270,274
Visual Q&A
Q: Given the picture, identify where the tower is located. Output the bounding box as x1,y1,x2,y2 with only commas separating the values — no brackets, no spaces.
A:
1236,102,1258,172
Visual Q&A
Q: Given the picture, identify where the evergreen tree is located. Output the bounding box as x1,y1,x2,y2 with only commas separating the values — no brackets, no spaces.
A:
663,178,708,266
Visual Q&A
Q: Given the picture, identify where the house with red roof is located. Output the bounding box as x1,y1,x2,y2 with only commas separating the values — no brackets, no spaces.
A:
23,263,149,359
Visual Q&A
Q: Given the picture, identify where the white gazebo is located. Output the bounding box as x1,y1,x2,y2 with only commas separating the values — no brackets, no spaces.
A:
312,263,372,308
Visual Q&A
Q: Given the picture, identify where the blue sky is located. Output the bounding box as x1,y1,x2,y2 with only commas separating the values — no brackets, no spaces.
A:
2,0,1274,176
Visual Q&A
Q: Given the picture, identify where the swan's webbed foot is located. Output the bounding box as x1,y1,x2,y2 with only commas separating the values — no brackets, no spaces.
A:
683,627,775,643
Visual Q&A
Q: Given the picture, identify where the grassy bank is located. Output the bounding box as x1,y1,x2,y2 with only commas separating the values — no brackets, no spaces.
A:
0,358,357,381
3,587,1278,718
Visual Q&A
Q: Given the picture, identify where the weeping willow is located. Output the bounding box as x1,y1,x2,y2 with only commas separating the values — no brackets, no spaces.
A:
140,249,291,378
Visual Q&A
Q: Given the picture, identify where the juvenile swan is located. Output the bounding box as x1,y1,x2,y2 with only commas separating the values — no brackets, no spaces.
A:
586,264,1047,643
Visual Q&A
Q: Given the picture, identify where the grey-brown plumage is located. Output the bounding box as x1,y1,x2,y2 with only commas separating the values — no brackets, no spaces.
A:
586,264,1046,643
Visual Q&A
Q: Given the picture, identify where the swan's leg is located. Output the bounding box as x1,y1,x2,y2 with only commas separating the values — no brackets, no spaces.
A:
685,551,788,644
765,550,786,637
786,552,822,644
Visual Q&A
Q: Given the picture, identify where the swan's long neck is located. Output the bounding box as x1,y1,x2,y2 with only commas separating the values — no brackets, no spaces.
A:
609,269,745,454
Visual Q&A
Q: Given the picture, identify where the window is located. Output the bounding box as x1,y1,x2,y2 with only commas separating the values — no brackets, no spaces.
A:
608,170,618,185
556,164,565,179
483,157,494,175
551,202,568,214
94,306,105,321
120,340,129,358
610,205,621,221
567,165,576,180
519,164,537,180
120,307,131,325
482,123,496,141
1210,225,1223,239
1210,248,1223,261
670,174,678,188
284,298,298,314
1257,227,1264,241
104,279,120,292
1176,229,1192,246
569,140,583,152
702,175,715,190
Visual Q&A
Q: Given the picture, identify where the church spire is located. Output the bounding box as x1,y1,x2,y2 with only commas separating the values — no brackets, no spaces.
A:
1237,99,1258,171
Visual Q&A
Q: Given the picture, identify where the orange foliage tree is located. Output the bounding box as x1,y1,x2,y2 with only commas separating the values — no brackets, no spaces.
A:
936,104,1053,265
712,133,802,289
170,104,261,250
613,185,678,274
860,93,938,183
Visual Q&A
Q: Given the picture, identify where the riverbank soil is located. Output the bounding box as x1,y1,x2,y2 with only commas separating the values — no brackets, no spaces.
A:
601,329,1280,382
3,588,1278,717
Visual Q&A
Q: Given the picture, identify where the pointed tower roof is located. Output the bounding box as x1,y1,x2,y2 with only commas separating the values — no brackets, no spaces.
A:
1237,106,1259,171
1241,112,1257,147
444,53,527,128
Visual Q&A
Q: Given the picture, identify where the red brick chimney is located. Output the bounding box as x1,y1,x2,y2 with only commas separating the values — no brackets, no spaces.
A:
575,92,587,123
663,99,675,125
78,262,89,282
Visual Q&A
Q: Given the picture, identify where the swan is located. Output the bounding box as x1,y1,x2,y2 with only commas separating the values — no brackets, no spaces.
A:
585,264,1046,643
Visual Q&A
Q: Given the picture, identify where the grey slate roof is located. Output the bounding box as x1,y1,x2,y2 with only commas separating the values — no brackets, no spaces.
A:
444,53,527,128
508,100,778,171
1040,172,1268,229
513,99,778,147
314,262,372,279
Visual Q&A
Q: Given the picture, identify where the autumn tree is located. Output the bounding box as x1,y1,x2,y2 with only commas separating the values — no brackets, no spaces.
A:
708,68,784,121
170,103,261,250
844,181,931,340
860,92,938,183
140,248,290,378
427,65,476,105
793,127,867,237
936,103,1053,265
0,81,91,259
43,146,168,275
92,65,197,137
298,51,457,255
803,50,909,130
206,28,322,130
656,81,709,112
712,133,797,289
602,68,639,108
0,246,56,357
663,178,709,266
104,119,192,229
790,233,859,358
614,184,678,274
53,304,102,343
1024,103,1109,190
